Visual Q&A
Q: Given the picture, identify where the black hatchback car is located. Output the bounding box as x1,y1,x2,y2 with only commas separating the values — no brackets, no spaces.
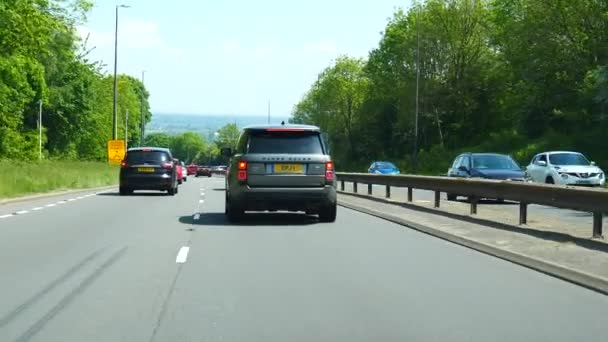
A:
446,152,525,201
119,147,179,196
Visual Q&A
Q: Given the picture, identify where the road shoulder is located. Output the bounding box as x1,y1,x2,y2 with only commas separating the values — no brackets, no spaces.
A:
338,192,608,295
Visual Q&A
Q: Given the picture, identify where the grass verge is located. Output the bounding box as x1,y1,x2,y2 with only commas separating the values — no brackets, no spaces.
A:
0,160,119,199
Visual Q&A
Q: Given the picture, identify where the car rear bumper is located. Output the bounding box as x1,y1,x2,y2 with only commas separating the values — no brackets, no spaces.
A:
120,175,174,190
230,185,336,211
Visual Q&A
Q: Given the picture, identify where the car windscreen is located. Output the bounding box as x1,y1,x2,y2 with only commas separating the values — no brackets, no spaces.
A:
376,162,397,169
247,131,324,154
125,151,170,164
472,155,520,170
549,153,589,166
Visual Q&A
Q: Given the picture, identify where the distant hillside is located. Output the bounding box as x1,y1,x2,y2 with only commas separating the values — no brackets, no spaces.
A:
146,113,290,141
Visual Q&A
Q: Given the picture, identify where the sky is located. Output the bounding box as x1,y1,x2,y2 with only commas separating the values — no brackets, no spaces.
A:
79,0,412,116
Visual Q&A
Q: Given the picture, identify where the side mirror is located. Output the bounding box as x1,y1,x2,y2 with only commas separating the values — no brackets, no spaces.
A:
537,160,547,167
591,161,596,166
221,147,233,157
458,165,469,172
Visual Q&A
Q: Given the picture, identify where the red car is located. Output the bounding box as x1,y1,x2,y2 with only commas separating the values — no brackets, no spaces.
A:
187,164,198,175
174,159,184,184
196,165,212,177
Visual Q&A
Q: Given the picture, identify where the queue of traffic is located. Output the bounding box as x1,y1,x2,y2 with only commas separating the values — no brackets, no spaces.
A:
369,150,605,188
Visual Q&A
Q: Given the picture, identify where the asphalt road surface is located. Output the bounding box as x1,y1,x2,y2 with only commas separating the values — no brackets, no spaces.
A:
1,177,607,341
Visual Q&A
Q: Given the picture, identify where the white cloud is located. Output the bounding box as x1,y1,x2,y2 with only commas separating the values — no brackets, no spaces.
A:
221,40,241,51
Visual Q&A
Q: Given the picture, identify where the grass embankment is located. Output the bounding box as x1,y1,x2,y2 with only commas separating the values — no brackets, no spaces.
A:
0,160,119,199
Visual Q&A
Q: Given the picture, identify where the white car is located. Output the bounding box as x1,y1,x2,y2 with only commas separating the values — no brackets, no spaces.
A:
526,151,605,187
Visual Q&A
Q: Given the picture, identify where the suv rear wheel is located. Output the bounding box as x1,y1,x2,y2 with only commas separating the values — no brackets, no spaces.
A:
319,203,337,222
225,196,244,222
119,187,131,196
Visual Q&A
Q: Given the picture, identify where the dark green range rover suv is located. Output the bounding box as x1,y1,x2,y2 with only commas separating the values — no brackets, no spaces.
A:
223,124,337,222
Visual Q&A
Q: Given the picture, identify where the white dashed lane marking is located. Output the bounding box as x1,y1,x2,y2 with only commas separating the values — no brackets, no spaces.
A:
175,247,190,264
199,200,205,204
193,213,200,220
0,189,110,219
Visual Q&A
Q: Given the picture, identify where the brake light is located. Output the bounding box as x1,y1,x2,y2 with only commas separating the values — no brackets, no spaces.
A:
161,162,173,169
237,160,247,181
325,161,334,181
120,160,128,168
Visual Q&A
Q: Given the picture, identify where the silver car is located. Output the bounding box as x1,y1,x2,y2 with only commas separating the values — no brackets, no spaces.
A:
526,151,605,187
222,124,337,222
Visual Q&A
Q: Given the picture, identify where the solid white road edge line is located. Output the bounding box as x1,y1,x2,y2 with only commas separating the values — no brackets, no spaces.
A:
15,210,28,215
175,246,190,264
46,203,56,207
0,214,13,219
32,207,44,211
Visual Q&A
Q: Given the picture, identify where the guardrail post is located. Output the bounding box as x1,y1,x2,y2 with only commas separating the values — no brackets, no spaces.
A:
368,184,372,195
340,180,344,191
593,212,603,239
353,182,358,193
407,187,413,202
434,191,440,208
470,196,478,215
386,185,391,198
519,202,528,225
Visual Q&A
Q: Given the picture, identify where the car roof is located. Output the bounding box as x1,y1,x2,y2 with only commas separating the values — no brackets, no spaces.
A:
242,124,320,131
460,152,511,157
544,151,583,154
127,147,171,153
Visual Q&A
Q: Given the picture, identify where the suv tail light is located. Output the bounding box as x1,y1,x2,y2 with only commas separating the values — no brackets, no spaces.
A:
238,161,247,181
120,160,129,168
325,161,334,181
161,162,173,169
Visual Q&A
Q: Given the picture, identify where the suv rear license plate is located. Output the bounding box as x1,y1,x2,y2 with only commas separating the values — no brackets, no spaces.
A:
137,167,155,173
274,163,304,174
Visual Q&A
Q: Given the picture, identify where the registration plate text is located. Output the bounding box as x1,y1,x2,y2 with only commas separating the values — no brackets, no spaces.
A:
274,163,304,174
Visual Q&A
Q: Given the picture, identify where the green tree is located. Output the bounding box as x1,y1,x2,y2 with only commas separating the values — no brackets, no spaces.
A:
145,133,172,148
170,132,207,162
215,123,240,150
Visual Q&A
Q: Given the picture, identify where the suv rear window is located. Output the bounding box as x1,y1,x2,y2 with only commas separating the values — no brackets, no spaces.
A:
126,151,170,164
247,131,324,154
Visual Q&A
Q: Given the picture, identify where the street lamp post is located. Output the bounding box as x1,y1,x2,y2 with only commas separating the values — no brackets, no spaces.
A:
38,100,42,160
112,4,130,140
140,70,146,145
413,3,421,173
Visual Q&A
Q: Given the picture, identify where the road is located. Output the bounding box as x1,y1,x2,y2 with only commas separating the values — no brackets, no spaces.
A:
0,176,607,341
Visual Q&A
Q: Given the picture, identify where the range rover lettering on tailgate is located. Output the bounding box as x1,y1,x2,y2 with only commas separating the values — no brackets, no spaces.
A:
223,124,337,222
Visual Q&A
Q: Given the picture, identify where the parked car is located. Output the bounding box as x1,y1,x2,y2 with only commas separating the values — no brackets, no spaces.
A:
368,161,400,174
223,124,337,222
180,161,187,182
196,165,212,177
174,158,184,184
446,152,525,201
187,164,198,175
526,151,605,187
119,147,178,196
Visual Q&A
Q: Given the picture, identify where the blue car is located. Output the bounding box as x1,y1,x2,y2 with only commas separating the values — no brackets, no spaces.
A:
368,161,400,175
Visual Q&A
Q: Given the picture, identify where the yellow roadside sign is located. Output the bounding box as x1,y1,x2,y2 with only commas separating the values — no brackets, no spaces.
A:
108,139,126,165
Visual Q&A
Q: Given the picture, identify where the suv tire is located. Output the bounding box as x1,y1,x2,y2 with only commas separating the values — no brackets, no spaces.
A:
319,203,337,222
119,187,131,196
225,197,244,222
168,187,176,196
